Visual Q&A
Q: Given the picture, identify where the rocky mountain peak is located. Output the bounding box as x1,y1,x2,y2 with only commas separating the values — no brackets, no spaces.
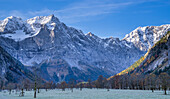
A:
86,32,94,36
0,16,25,33
123,24,170,51
86,32,99,38
27,14,60,25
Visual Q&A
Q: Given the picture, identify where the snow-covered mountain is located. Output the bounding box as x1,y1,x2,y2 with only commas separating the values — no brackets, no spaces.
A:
123,25,170,51
0,15,61,41
0,15,169,82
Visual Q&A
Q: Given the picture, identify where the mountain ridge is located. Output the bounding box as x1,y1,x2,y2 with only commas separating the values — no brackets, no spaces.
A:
0,15,169,82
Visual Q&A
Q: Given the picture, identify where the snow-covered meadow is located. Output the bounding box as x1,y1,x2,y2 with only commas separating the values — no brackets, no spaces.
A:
0,89,169,99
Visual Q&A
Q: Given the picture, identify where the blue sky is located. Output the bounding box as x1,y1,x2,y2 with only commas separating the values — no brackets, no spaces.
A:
0,0,169,39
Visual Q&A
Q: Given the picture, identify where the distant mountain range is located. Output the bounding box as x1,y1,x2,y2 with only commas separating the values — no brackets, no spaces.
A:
0,15,169,82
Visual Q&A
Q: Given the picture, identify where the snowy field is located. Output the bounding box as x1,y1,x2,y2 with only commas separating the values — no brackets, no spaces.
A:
0,89,169,99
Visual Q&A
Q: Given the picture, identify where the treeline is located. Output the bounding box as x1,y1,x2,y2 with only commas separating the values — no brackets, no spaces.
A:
0,73,169,95
109,73,169,91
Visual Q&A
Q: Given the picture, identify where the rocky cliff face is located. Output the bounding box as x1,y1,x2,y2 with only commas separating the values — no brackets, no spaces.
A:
0,15,169,82
134,31,170,75
0,46,35,83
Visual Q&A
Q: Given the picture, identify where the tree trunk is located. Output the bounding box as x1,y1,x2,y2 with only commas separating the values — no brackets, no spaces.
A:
62,88,65,91
34,82,36,98
107,88,109,91
164,88,167,95
34,91,36,98
9,89,11,94
21,89,24,96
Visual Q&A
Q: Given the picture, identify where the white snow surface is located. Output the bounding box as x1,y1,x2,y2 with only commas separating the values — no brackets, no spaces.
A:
1,30,31,41
0,89,169,99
